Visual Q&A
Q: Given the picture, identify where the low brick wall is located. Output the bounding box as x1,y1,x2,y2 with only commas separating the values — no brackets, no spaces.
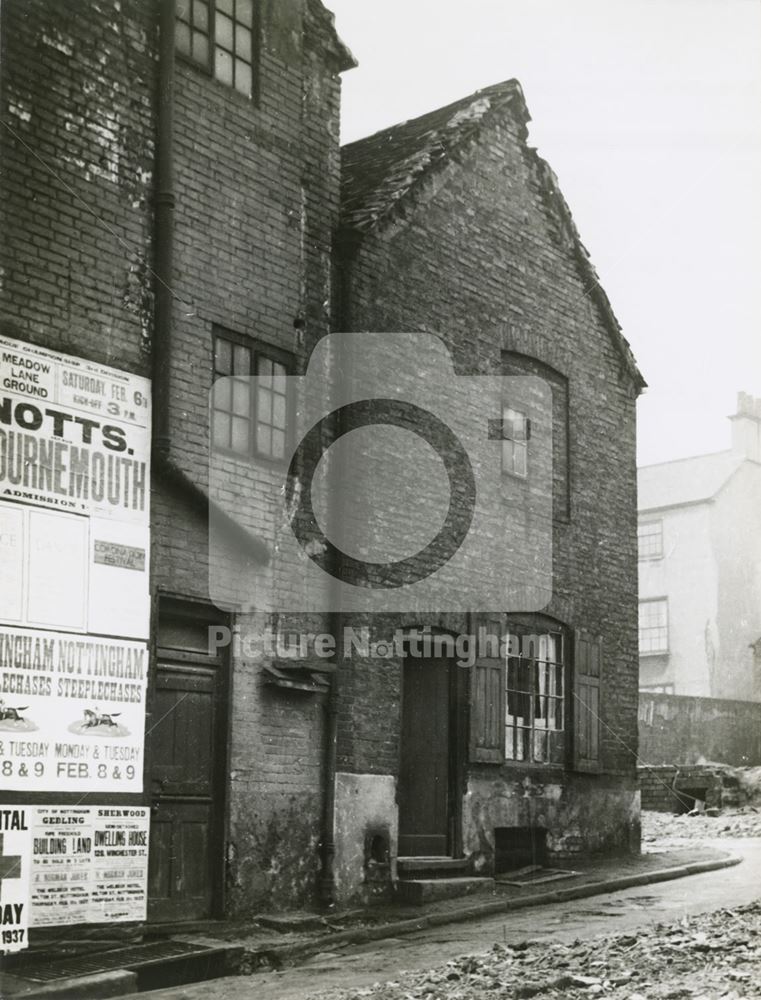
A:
638,764,723,813
639,693,761,767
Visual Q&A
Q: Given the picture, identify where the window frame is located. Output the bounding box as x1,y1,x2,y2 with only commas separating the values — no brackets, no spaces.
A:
638,520,663,561
504,627,566,767
500,405,530,479
639,597,669,656
211,327,293,464
175,0,259,101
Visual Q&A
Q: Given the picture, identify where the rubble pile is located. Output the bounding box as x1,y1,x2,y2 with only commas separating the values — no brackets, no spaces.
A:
318,901,761,1000
643,807,761,842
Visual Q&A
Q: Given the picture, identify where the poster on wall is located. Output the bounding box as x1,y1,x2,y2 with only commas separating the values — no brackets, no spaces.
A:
0,627,147,792
30,806,149,927
0,806,31,953
0,336,151,794
0,334,151,641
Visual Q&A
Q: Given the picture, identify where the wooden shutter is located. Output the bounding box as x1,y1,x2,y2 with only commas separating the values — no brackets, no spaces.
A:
470,653,505,763
572,630,602,772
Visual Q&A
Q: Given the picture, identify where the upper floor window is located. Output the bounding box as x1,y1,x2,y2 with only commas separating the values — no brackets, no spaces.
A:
176,0,256,97
639,598,668,655
501,406,529,478
638,520,663,560
502,352,569,520
212,330,290,460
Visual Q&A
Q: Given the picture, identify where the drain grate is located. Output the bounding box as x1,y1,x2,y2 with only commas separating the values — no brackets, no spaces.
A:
20,940,210,983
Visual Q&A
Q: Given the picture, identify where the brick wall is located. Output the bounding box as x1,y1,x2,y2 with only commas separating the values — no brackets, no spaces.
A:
639,692,761,767
638,764,723,813
339,111,641,784
1,0,351,914
0,0,155,375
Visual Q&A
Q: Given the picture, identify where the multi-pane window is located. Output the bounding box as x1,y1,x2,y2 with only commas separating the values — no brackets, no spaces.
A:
638,520,663,560
506,632,565,764
176,0,256,97
639,599,668,654
501,406,529,478
212,333,289,460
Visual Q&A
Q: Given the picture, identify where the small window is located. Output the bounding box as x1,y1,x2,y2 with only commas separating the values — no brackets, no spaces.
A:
639,598,668,654
176,0,256,97
212,330,290,460
506,631,565,764
638,521,663,560
501,406,530,478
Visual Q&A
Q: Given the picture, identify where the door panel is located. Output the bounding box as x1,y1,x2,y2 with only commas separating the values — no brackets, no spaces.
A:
398,657,450,856
147,660,225,922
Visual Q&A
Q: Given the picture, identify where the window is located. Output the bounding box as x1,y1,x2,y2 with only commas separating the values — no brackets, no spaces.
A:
501,406,529,477
505,631,565,764
502,352,569,520
176,0,256,97
639,598,668,654
212,331,290,460
638,520,663,560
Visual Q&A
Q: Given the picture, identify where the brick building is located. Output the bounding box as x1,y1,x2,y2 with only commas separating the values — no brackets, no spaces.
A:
331,82,645,902
0,0,643,937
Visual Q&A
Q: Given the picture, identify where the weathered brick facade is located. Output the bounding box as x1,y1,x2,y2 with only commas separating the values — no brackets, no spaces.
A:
1,5,643,924
1,0,353,919
334,82,644,898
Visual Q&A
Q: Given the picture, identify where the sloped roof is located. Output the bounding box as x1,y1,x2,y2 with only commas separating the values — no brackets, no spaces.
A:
341,80,527,233
638,450,745,512
339,80,645,392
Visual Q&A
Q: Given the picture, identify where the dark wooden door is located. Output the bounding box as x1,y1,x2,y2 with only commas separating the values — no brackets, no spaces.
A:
398,657,451,856
147,657,226,922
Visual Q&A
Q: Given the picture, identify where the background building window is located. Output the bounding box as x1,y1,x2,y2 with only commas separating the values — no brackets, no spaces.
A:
638,520,663,560
501,406,529,477
506,631,565,764
212,331,290,460
176,0,256,97
639,598,669,654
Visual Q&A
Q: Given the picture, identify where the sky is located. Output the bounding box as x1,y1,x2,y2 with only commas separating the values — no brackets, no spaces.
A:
326,0,761,466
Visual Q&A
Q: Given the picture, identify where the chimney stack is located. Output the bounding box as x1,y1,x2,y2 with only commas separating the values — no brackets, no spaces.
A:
730,391,761,463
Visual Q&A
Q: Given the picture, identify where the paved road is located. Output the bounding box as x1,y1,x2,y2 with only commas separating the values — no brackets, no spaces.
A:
148,838,761,1000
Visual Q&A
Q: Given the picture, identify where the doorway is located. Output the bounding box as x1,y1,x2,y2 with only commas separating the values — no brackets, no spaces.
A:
398,654,459,856
147,602,228,922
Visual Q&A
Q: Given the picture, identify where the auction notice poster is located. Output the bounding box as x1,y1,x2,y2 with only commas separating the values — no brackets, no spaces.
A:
30,806,149,926
0,335,151,792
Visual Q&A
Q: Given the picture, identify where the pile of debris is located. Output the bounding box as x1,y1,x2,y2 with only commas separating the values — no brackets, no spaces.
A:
316,900,761,999
643,806,761,842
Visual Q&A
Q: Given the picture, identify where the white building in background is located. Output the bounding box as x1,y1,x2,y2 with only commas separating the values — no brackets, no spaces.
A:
638,392,761,702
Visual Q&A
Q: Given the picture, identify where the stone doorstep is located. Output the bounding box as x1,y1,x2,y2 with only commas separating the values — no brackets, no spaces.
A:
396,856,471,876
395,876,495,905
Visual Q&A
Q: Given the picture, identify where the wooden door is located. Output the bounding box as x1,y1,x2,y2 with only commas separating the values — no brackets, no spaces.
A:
398,657,451,856
147,655,226,922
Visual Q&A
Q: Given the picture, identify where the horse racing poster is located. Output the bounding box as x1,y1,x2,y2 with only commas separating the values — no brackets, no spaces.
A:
0,628,147,792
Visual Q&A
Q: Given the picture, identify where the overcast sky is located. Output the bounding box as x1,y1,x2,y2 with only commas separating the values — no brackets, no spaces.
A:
326,0,761,467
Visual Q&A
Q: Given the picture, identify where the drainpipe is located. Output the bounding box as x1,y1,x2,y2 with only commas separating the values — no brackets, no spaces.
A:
153,0,175,460
319,230,360,907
